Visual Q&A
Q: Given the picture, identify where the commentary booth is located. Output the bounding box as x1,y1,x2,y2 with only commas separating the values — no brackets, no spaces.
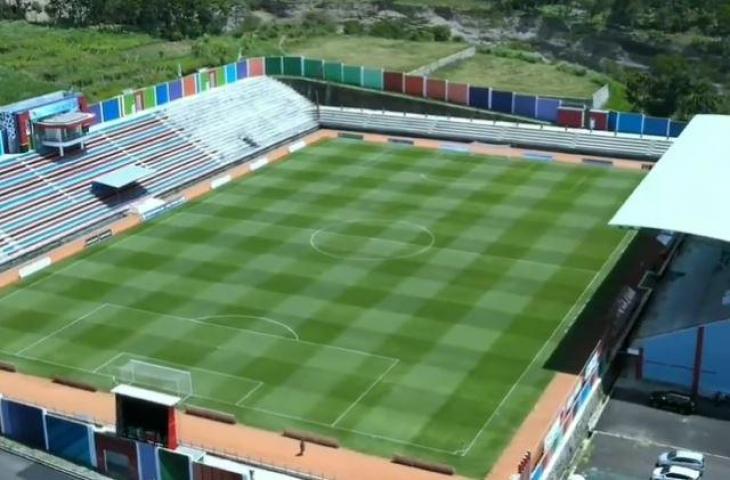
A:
34,111,95,156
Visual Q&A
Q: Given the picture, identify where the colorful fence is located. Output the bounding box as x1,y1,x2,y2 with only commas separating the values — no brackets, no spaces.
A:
0,396,284,480
73,55,685,143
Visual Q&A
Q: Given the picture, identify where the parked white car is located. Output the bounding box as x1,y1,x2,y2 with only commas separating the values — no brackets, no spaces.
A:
657,450,705,472
651,465,702,480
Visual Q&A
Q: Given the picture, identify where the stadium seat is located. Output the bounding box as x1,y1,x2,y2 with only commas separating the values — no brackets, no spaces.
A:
0,78,317,266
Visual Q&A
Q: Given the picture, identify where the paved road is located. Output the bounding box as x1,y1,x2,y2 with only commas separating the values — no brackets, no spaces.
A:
576,385,730,480
0,449,76,480
598,386,730,458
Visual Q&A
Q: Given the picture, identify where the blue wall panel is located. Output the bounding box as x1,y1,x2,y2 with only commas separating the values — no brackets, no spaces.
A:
46,415,94,467
90,103,103,124
617,112,643,134
535,98,560,122
514,94,537,118
155,84,169,106
700,322,730,396
491,90,513,114
669,121,686,138
225,64,237,84
468,86,490,109
0,399,45,449
608,111,618,132
641,328,696,388
101,98,121,122
643,116,669,137
168,80,183,102
138,442,159,480
236,61,248,80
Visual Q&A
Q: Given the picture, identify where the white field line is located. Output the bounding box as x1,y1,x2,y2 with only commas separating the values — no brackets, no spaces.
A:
106,303,397,362
14,303,109,356
235,382,264,406
459,231,634,456
1,347,454,455
0,223,142,305
0,348,114,380
195,314,299,341
93,352,126,374
309,220,596,274
95,351,261,385
331,358,399,427
593,430,730,462
205,403,458,456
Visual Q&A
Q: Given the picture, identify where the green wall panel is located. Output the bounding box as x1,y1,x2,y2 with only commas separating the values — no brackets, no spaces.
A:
343,65,363,87
303,59,324,79
143,86,156,109
265,56,283,75
123,94,135,116
283,56,303,76
216,66,226,86
159,449,190,480
198,71,210,91
362,68,384,90
324,62,343,83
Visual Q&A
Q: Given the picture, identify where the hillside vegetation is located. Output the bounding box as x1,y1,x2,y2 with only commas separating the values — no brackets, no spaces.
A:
2,0,728,117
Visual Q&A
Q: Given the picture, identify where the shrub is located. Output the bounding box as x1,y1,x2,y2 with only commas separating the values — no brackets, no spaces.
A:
556,61,588,76
343,20,365,35
431,25,452,42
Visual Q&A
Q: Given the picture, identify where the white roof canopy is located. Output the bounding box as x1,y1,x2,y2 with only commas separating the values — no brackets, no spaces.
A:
610,115,730,242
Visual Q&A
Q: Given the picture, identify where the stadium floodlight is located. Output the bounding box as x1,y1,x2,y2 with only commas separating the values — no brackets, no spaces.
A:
116,359,193,401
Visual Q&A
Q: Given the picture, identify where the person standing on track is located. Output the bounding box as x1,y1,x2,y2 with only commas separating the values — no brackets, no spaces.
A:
298,439,306,456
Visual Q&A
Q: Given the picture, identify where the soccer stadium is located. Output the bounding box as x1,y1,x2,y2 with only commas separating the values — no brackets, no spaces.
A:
0,54,713,480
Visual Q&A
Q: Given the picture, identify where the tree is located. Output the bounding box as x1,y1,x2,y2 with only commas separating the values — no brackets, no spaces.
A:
608,0,642,28
625,54,720,119
677,79,720,118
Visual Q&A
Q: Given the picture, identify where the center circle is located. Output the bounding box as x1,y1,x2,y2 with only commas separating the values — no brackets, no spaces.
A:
310,219,435,261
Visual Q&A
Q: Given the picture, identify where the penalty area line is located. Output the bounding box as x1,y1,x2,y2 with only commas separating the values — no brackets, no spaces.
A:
331,358,399,427
14,303,109,356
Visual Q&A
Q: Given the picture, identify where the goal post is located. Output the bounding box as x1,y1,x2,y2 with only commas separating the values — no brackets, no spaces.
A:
116,359,194,400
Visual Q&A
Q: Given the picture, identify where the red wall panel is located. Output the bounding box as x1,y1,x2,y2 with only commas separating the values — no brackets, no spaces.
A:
193,463,243,480
383,71,403,93
447,82,469,105
249,58,264,77
94,433,139,480
78,95,89,113
183,75,197,97
557,107,584,128
589,110,608,130
426,78,447,101
404,75,425,97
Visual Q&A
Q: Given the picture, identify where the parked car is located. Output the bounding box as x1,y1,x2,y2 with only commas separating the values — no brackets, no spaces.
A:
657,450,705,472
651,465,702,480
649,391,697,415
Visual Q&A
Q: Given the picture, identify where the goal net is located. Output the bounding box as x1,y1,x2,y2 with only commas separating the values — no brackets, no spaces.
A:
116,359,194,400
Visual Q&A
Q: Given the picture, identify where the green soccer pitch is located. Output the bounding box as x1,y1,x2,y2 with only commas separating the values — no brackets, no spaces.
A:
0,138,643,477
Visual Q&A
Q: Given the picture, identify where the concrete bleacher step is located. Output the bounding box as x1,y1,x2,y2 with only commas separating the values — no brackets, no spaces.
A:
0,77,317,265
